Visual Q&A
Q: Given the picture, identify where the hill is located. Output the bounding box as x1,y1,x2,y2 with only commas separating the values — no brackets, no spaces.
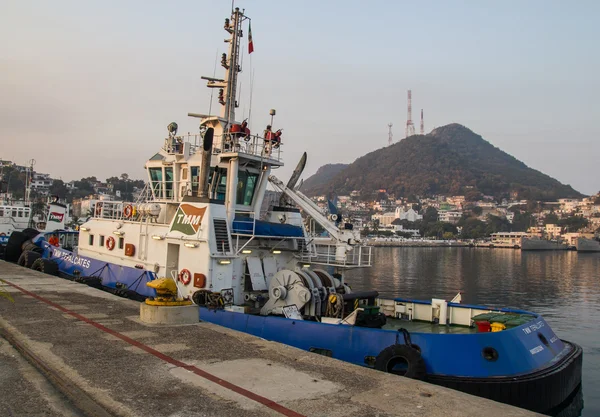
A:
300,163,348,192
303,124,583,201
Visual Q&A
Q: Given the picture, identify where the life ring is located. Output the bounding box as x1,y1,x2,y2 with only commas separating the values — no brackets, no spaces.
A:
95,202,103,216
123,204,134,218
178,269,192,285
106,236,116,251
0,232,5,237
374,344,426,379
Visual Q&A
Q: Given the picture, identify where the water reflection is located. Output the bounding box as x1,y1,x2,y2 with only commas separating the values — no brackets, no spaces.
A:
345,248,600,417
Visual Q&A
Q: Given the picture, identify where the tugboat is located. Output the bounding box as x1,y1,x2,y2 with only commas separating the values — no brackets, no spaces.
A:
15,7,581,415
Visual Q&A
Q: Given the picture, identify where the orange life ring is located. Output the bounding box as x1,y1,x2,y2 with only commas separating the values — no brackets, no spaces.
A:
123,204,134,218
0,232,6,237
95,202,103,216
178,269,192,285
106,236,116,250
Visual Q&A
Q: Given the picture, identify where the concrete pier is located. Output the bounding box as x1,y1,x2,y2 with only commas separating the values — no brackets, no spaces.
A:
0,261,541,417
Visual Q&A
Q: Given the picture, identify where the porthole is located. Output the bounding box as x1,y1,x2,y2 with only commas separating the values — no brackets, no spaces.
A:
482,347,499,362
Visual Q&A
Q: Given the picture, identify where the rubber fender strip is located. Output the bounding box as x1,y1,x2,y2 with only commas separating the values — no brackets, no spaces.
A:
0,278,306,417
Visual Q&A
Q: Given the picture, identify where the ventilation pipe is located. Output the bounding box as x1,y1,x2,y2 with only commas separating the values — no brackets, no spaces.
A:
198,128,214,198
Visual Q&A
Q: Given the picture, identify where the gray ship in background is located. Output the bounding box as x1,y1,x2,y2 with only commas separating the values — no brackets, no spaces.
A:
521,236,569,251
576,237,600,252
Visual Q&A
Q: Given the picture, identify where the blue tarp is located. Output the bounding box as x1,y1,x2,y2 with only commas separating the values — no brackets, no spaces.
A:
232,218,304,237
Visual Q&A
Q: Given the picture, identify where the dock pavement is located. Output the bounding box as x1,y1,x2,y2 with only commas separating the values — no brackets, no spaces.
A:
0,261,541,417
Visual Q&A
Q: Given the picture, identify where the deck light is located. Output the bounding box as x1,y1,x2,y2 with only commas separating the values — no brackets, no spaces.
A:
302,264,311,268
113,230,125,236
242,249,252,254
184,242,198,248
218,259,231,265
80,227,90,232
151,235,164,240
272,250,281,254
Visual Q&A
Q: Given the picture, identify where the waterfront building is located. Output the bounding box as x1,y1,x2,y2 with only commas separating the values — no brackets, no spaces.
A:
490,232,529,248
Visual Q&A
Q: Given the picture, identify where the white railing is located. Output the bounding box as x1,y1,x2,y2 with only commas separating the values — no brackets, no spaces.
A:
162,133,283,163
300,244,373,268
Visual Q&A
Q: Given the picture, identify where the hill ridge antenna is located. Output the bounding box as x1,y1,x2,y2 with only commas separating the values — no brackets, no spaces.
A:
405,90,415,137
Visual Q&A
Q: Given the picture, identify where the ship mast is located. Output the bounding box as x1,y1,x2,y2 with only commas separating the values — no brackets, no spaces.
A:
204,7,246,125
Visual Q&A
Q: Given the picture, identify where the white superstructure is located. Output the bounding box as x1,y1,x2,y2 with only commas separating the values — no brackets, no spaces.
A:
78,8,371,316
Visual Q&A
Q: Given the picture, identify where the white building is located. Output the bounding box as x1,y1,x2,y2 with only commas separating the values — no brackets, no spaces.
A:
438,210,462,224
393,224,420,237
394,207,423,222
371,212,396,226
30,173,53,192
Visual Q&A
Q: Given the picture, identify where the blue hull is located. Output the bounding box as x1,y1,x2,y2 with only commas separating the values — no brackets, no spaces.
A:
198,307,582,414
31,235,581,414
37,240,157,298
199,306,565,378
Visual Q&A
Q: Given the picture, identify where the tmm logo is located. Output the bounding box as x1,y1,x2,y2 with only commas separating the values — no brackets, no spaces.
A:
48,212,64,223
170,204,207,235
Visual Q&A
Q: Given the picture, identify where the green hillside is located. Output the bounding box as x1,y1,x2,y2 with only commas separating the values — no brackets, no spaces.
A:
303,124,583,201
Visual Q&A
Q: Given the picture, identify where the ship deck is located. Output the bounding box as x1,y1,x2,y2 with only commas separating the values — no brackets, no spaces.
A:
0,261,539,417
384,318,477,334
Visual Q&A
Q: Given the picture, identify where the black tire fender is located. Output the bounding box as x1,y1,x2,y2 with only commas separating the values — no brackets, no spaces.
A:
374,344,427,380
5,231,28,263
31,258,59,276
17,251,28,267
24,251,42,268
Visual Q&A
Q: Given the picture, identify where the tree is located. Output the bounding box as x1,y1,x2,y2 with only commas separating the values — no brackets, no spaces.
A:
485,215,510,235
442,231,455,240
471,206,483,216
50,179,68,199
512,212,535,232
423,207,438,224
558,216,588,232
120,173,129,182
543,212,559,225
460,218,487,239
372,219,380,236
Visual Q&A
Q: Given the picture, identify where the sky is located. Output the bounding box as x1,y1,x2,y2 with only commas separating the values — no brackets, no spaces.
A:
1,0,599,195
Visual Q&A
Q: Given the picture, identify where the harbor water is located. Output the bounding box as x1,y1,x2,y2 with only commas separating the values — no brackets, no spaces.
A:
346,247,599,417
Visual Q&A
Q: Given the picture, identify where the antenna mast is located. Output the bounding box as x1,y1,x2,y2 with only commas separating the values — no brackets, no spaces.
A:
388,123,393,145
203,8,247,124
420,109,424,134
405,90,415,137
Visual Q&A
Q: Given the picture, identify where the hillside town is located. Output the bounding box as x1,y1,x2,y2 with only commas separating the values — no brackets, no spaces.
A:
2,157,599,244
309,189,600,243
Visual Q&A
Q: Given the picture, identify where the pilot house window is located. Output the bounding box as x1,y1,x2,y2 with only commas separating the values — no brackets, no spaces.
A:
149,167,163,199
236,171,259,206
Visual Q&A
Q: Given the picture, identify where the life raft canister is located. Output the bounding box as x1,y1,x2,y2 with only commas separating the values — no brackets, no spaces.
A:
230,123,250,139
123,204,134,218
179,269,192,285
106,236,116,251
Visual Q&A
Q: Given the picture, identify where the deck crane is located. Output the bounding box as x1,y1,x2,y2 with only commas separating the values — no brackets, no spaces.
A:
268,175,361,263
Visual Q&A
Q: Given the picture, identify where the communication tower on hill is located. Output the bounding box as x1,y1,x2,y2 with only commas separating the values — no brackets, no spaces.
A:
405,90,415,137
388,123,393,145
420,109,424,134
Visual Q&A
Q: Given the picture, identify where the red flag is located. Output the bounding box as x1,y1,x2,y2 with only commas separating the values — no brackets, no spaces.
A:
248,22,254,54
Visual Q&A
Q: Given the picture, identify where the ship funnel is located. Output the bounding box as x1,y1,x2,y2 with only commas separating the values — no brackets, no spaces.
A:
198,128,214,198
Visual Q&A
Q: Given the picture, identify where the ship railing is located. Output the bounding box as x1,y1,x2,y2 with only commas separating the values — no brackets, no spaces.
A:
213,134,283,163
162,132,283,162
299,243,373,268
94,201,137,221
